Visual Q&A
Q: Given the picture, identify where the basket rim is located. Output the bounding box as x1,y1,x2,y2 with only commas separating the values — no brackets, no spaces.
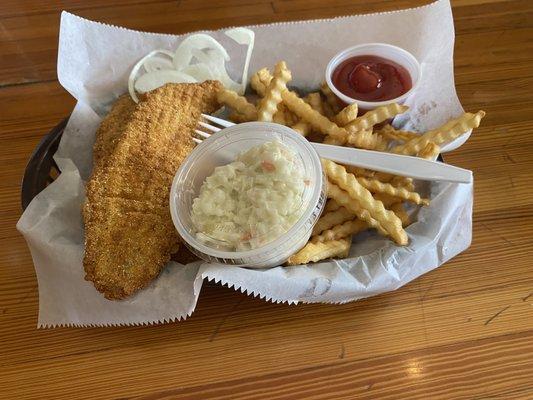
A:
21,117,70,211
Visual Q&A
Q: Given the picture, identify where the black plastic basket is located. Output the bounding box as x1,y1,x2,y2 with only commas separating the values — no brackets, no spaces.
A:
21,117,69,210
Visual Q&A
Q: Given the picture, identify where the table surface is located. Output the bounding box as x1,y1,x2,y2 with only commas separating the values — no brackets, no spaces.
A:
1,0,532,398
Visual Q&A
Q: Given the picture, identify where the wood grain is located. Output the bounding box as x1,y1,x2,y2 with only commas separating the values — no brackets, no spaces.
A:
1,0,532,399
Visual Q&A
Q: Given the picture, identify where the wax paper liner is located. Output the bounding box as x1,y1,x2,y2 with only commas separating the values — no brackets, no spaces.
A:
17,0,474,327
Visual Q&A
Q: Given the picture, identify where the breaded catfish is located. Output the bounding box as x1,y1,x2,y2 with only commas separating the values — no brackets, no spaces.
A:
83,81,222,299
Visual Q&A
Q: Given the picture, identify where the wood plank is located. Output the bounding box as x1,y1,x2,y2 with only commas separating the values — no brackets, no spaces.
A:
0,80,74,139
126,331,533,400
1,280,532,399
272,0,431,14
0,0,171,18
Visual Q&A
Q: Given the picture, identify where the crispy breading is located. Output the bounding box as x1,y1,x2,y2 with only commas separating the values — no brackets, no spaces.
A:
84,81,222,299
92,95,136,169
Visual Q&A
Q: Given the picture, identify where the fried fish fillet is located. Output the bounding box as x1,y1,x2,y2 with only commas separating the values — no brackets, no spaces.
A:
83,81,222,299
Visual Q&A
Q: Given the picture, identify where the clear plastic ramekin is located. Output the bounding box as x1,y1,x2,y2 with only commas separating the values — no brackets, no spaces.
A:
170,122,326,268
325,43,421,110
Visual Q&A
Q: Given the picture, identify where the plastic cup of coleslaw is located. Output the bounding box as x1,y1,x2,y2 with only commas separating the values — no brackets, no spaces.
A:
170,122,327,268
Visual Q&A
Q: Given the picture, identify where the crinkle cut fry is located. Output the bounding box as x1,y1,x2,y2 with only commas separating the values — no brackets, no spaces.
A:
345,165,376,179
323,136,344,145
320,81,341,114
306,92,326,115
257,61,292,122
217,88,257,121
323,160,408,245
390,202,411,227
250,67,271,96
286,238,351,265
312,219,368,243
378,124,419,142
311,207,354,236
251,66,296,125
327,182,388,238
356,176,429,205
351,129,388,150
418,142,440,160
292,92,323,136
334,103,358,126
345,103,409,133
392,111,485,155
323,199,341,213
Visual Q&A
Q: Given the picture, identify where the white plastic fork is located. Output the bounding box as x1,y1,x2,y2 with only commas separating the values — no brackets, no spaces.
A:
195,114,472,184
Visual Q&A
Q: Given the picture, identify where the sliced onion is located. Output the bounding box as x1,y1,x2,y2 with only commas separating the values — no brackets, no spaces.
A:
134,70,197,93
191,48,240,91
173,33,230,70
143,51,174,72
225,28,255,94
181,63,216,82
128,50,172,103
129,30,255,102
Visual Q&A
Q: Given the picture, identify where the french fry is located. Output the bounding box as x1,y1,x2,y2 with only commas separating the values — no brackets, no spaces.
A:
334,103,359,126
292,93,323,136
345,166,376,179
286,238,351,265
392,111,485,155
312,219,368,243
345,103,409,133
321,101,335,118
228,111,251,123
378,124,419,142
323,136,344,145
291,120,311,136
320,81,341,114
306,92,325,115
257,61,292,122
311,207,355,236
283,106,298,126
327,182,387,238
390,176,415,192
282,89,350,144
253,67,300,127
347,129,388,150
323,199,341,213
250,67,271,96
217,89,257,121
418,142,440,160
273,111,288,125
323,161,408,245
373,193,402,208
390,202,411,227
356,176,429,205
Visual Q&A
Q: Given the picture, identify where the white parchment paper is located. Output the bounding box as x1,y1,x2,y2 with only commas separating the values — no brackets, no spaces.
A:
17,0,473,327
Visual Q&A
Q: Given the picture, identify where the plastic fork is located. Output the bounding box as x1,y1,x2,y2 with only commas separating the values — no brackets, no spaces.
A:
195,114,472,184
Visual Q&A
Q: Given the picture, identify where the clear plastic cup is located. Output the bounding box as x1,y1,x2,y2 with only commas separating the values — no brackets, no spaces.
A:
170,122,326,268
325,43,421,111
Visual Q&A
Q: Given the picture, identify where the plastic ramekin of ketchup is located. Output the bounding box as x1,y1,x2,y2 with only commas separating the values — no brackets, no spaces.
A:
325,43,421,112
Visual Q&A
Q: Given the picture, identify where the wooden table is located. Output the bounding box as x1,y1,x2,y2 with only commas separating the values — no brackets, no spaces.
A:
1,0,532,398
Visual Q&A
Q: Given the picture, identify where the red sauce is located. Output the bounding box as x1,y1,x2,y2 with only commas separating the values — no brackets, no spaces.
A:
332,55,412,102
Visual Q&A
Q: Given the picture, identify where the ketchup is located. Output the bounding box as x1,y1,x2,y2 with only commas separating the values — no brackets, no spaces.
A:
332,55,412,102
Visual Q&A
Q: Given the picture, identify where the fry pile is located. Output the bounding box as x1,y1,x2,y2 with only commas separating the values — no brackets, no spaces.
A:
216,61,485,266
